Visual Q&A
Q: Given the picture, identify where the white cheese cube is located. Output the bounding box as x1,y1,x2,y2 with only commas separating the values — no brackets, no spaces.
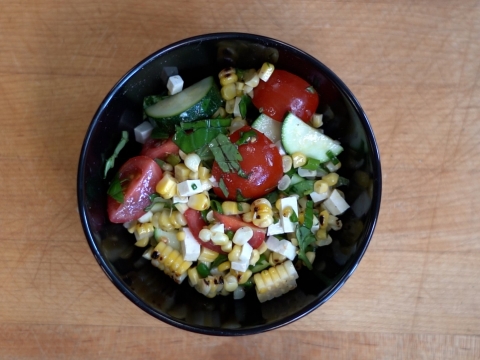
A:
238,242,253,263
167,75,184,95
232,226,253,245
173,195,188,204
181,227,200,261
265,236,297,261
298,168,317,178
210,223,225,234
279,196,299,233
177,180,203,196
267,221,284,236
134,121,153,144
231,260,249,272
309,189,331,203
323,189,350,216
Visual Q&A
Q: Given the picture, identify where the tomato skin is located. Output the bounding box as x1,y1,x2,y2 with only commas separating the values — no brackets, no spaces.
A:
140,137,179,160
211,126,283,200
252,70,319,122
183,209,226,254
107,156,162,223
213,212,266,249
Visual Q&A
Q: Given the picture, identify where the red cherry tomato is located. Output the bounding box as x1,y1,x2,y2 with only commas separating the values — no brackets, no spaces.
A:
253,70,319,122
107,156,162,223
141,137,179,160
213,212,265,249
211,126,283,200
183,209,226,254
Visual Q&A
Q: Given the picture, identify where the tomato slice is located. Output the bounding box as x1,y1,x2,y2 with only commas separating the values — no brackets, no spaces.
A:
213,212,266,249
107,156,162,223
211,126,283,200
183,209,226,254
140,137,179,160
252,70,319,122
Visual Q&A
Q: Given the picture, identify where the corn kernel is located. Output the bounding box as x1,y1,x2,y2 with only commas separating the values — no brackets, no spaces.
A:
174,163,191,182
198,228,212,242
322,173,339,186
258,62,275,82
211,232,229,246
188,267,199,286
217,261,231,272
176,231,186,242
257,241,268,254
224,273,238,292
306,251,316,265
228,244,242,262
225,98,235,114
221,83,236,101
188,193,210,211
319,210,330,229
221,241,233,253
292,152,307,168
198,166,210,180
238,270,253,284
282,155,293,173
198,247,219,263
156,173,178,199
314,180,329,194
310,113,323,128
218,67,238,86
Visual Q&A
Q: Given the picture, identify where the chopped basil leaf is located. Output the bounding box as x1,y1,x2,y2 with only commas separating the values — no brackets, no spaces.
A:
237,202,243,212
208,134,243,174
107,174,126,203
296,226,317,270
289,211,298,223
155,158,167,168
302,157,321,171
218,178,229,198
286,180,315,196
236,189,249,202
235,129,257,146
239,95,251,119
303,200,314,229
200,209,209,222
225,230,234,240
144,194,160,211
265,190,279,205
211,254,228,269
210,199,224,214
326,150,340,165
104,131,128,179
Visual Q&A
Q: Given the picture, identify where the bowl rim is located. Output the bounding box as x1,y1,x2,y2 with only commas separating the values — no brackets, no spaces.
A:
77,32,382,336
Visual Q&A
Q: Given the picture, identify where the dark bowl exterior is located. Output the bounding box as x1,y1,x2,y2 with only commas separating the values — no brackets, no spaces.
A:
77,33,381,335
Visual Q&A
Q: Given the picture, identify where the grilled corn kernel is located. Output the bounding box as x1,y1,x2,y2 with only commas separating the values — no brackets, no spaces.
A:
188,193,210,211
319,210,330,229
217,261,231,272
221,241,233,253
174,163,191,182
221,83,237,101
242,212,254,223
311,113,323,128
238,270,253,285
156,173,178,199
134,222,154,240
218,67,238,86
198,166,210,180
198,228,212,242
269,252,286,266
198,247,219,263
134,237,150,247
176,231,186,242
282,155,293,173
228,244,242,262
314,180,329,194
322,173,339,186
211,232,229,246
249,249,260,266
292,152,307,168
257,241,268,254
188,267,199,286
224,273,238,292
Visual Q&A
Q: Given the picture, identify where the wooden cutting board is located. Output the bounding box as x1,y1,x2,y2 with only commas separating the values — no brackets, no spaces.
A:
1,0,479,358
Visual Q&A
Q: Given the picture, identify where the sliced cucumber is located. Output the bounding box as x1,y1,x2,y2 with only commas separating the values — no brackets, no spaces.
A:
145,76,223,131
251,113,282,143
281,112,343,162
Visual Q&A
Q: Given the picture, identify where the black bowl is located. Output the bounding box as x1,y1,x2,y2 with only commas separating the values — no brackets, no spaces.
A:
77,33,381,335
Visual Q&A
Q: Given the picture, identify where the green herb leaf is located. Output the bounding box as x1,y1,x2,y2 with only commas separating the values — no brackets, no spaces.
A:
326,150,340,165
210,199,224,214
265,190,279,205
144,194,160,211
218,178,229,198
285,180,315,196
302,157,321,171
196,262,210,278
104,131,128,179
296,226,317,270
225,230,234,240
239,95,251,119
150,127,170,140
155,158,167,168
107,174,126,203
208,133,243,173
235,129,257,146
237,202,243,212
236,189,249,202
289,211,298,223
303,200,314,229
248,254,270,273
211,254,228,269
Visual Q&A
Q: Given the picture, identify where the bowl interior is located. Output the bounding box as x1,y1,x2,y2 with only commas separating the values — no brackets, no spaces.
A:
78,33,381,335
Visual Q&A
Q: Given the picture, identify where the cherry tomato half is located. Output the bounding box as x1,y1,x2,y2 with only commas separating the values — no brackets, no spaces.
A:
141,137,180,160
211,126,283,201
253,70,319,122
107,156,162,223
184,209,226,254
213,212,265,249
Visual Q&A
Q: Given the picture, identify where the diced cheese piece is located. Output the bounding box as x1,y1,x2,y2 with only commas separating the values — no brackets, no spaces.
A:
265,236,297,261
181,227,200,261
309,189,331,203
238,242,253,263
231,260,249,272
232,226,253,245
173,195,188,204
279,196,299,233
167,75,184,95
311,215,320,233
297,168,317,178
267,221,284,236
177,180,202,196
210,223,225,234
323,189,350,216
134,121,153,144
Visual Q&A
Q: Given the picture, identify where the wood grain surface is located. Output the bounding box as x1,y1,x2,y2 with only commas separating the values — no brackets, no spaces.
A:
1,0,480,358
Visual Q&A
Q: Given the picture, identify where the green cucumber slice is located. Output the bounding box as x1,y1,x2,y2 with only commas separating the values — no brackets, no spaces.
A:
281,112,343,162
251,113,282,143
145,76,223,131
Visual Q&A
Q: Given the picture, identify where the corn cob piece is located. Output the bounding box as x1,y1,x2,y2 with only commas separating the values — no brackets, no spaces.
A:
253,260,299,303
150,241,193,284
